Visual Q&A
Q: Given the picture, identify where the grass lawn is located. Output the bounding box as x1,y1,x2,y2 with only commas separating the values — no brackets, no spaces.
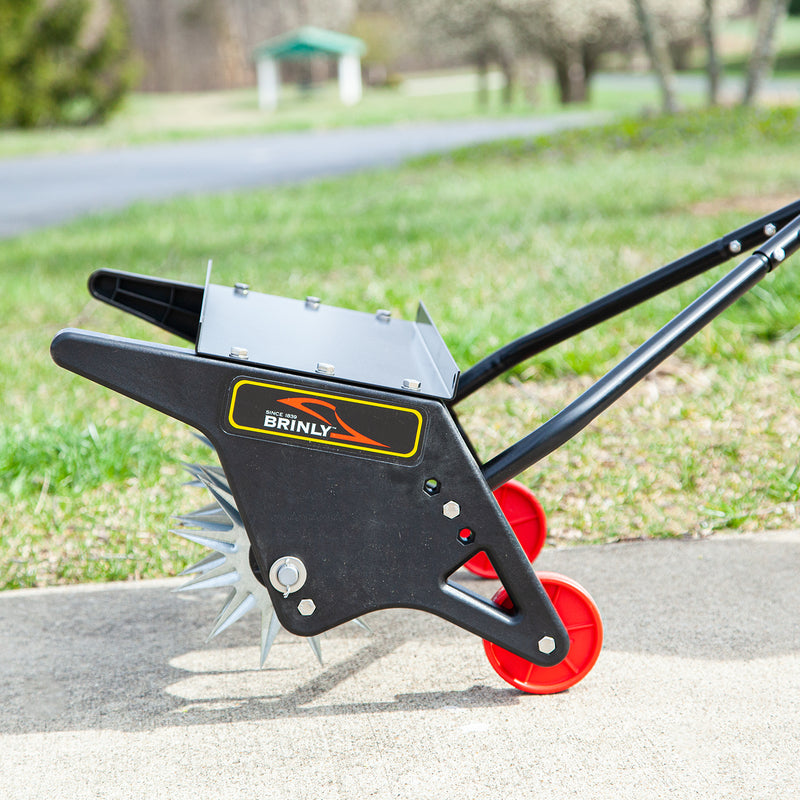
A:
0,70,707,160
1,106,800,589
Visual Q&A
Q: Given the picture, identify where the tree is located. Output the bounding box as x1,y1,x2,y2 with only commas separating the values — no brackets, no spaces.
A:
0,0,137,128
632,0,680,112
701,0,722,105
499,0,639,104
409,0,519,107
742,0,791,105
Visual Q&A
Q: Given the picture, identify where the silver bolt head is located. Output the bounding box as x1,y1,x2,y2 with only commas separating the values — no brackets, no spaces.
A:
442,500,461,519
376,309,392,323
774,247,786,263
234,282,250,296
315,362,335,376
298,599,316,616
402,378,422,391
305,296,321,310
277,562,300,588
229,346,249,359
728,239,742,254
538,635,556,655
764,223,777,237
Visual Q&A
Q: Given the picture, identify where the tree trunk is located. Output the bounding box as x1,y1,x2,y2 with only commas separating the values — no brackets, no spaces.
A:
702,0,722,105
476,53,490,109
631,0,681,113
742,0,790,106
554,49,588,104
499,56,515,106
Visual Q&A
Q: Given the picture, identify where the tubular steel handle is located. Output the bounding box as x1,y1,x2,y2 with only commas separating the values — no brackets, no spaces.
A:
456,198,800,402
481,214,800,490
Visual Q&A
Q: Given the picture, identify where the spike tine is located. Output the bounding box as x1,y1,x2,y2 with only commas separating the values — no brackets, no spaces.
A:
178,552,226,576
260,610,282,667
192,467,240,523
207,592,257,641
172,515,232,533
351,618,372,634
193,433,216,451
174,568,239,592
170,528,237,552
308,635,324,666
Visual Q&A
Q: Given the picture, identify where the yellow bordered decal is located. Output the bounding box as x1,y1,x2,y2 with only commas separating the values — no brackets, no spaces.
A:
227,379,424,459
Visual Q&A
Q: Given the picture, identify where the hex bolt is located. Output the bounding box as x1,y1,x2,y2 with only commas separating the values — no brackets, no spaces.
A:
233,282,250,296
728,239,742,254
305,296,321,310
538,635,556,655
402,378,422,391
376,309,392,323
443,500,461,519
298,599,316,616
315,362,335,376
764,223,777,237
229,346,249,359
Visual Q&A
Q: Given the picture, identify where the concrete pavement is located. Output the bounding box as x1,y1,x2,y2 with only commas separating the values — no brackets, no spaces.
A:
1,529,798,799
1,112,603,238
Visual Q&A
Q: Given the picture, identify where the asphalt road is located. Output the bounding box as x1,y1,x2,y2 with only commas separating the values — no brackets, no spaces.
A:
0,112,602,238
1,530,798,799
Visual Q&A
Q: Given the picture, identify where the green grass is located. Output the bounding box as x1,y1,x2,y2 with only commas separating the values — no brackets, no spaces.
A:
0,70,704,159
2,105,800,589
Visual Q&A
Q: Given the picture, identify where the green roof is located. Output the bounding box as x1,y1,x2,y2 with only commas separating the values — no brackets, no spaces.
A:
253,26,366,60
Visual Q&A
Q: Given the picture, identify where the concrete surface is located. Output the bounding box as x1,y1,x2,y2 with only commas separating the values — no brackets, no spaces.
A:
1,113,603,238
1,530,798,799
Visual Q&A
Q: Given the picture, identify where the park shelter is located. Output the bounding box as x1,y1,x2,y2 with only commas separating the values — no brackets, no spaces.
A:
253,26,367,111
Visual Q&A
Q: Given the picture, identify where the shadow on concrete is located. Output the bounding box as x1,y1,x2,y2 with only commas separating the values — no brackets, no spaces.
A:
1,533,797,735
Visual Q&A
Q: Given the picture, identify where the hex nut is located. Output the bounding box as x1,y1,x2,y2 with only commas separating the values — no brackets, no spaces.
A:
538,635,556,655
442,500,461,519
298,599,316,616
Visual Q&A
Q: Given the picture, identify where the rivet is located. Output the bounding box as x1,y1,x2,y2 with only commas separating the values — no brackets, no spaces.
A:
316,362,335,376
229,346,249,359
305,296,321,310
728,240,742,254
376,309,392,323
774,247,786,262
402,378,422,391
764,223,777,237
233,282,250,296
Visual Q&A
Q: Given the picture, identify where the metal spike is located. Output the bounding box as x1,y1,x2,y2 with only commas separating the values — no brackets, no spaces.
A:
170,528,237,552
178,552,226,576
207,592,257,640
192,467,240,524
351,617,372,634
260,610,282,667
172,514,232,533
173,503,230,527
174,567,240,592
193,433,215,451
308,635,324,666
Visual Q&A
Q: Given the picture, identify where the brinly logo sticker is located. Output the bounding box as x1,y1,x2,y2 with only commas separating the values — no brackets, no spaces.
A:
227,379,424,459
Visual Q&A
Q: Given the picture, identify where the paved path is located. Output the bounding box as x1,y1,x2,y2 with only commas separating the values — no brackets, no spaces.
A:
0,113,602,238
2,530,798,799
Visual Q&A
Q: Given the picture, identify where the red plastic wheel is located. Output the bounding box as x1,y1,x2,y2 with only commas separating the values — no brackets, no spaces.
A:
483,572,603,694
464,480,547,578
